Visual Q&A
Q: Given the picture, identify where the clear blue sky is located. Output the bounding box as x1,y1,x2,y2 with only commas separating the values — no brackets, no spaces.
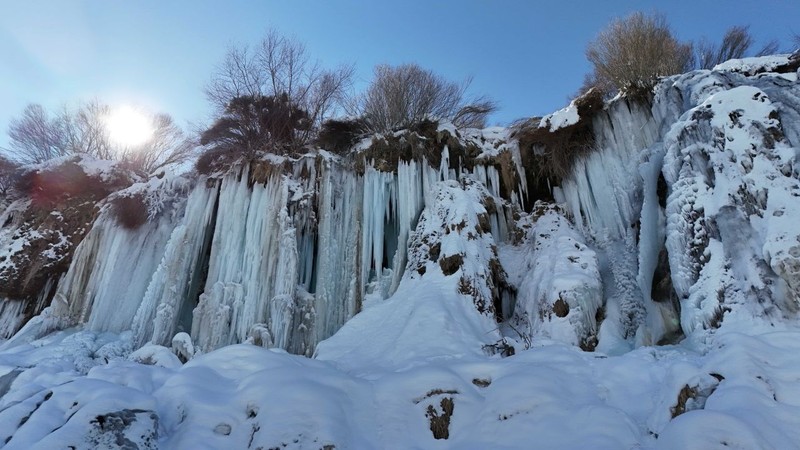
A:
1,0,798,147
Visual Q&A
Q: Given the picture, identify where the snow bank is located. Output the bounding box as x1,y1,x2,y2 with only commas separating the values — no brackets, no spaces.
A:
712,53,798,76
539,100,580,132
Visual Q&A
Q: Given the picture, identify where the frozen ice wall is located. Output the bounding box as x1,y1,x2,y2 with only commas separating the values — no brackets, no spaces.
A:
559,96,673,351
559,54,800,349
6,55,797,359
10,127,525,356
47,175,193,336
662,63,800,334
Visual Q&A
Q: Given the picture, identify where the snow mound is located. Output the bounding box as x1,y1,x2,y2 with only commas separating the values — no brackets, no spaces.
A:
3,325,800,448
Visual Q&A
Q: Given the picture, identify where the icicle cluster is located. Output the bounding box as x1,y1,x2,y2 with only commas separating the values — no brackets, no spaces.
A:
1,127,524,355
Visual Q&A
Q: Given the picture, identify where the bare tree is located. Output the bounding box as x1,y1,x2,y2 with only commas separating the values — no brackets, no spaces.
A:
3,102,195,173
119,114,197,174
586,12,693,93
695,25,781,69
0,155,18,197
356,63,497,132
5,104,70,164
205,30,354,145
205,44,265,110
62,101,114,160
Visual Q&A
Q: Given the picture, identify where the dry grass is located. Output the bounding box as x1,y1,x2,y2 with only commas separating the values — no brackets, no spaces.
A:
425,397,455,440
195,147,242,175
671,385,698,418
439,253,463,276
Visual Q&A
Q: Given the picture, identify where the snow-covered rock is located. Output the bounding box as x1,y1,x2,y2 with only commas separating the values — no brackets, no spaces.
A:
0,155,137,339
504,202,602,350
663,76,800,334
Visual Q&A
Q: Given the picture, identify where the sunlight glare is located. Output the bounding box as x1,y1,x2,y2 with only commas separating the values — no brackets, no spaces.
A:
105,106,154,147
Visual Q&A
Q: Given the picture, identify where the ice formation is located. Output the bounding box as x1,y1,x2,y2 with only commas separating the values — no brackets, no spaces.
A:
316,177,509,373
0,127,522,357
1,54,799,358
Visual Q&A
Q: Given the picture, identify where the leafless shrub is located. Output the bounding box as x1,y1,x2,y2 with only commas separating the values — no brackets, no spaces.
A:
199,94,311,159
314,117,368,154
205,29,354,145
695,25,780,69
111,194,148,229
695,26,753,70
754,39,781,57
586,12,693,93
355,63,497,132
195,146,238,175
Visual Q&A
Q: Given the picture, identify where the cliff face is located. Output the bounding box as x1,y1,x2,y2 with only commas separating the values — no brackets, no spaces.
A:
0,54,798,361
0,125,527,357
0,156,137,338
0,54,799,449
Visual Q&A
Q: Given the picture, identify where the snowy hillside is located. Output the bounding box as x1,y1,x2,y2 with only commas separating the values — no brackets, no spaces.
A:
0,53,799,448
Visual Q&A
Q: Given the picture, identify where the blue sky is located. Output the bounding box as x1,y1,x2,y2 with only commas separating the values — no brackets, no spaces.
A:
1,0,798,147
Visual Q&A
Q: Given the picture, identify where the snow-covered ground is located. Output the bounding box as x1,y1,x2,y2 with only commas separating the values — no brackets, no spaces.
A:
1,324,799,449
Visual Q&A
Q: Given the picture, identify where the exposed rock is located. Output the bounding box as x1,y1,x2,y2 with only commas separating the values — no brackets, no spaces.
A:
85,409,159,450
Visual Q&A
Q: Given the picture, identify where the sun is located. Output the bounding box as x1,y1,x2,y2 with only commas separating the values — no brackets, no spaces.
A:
105,105,154,147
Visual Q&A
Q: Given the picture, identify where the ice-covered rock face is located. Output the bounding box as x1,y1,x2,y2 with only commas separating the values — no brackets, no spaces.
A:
2,55,799,362
0,155,137,339
0,126,526,357
557,54,800,348
663,74,800,333
405,177,510,320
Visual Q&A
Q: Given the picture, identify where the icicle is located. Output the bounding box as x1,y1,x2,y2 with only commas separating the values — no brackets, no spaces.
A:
312,161,361,345
131,180,219,347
